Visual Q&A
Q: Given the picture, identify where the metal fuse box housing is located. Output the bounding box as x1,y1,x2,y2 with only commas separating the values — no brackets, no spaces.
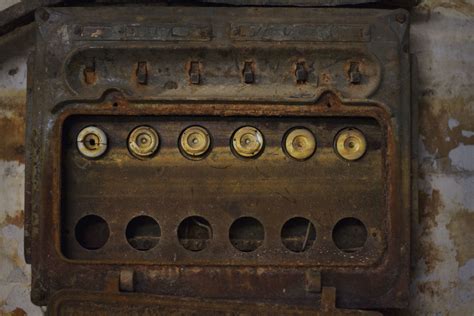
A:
25,6,413,312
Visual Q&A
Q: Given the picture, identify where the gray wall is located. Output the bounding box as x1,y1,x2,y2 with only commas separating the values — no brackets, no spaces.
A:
0,0,473,314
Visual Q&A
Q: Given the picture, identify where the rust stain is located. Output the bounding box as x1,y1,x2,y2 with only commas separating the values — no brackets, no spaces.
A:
0,308,27,316
417,190,443,273
419,95,474,171
417,0,474,16
416,280,441,299
447,209,474,267
0,90,26,163
1,210,25,228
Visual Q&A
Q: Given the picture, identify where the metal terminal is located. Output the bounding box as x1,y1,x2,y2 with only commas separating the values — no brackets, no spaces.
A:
119,270,135,292
128,126,159,158
189,61,201,84
335,128,367,161
232,126,264,158
76,126,107,158
179,126,211,158
284,128,316,160
136,61,148,85
295,62,308,84
348,62,362,84
83,61,96,85
243,61,254,84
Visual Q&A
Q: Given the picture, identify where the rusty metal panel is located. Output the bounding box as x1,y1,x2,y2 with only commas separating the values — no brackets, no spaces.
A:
25,6,412,312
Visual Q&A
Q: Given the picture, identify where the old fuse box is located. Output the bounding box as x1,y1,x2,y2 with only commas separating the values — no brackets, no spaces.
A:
25,5,413,314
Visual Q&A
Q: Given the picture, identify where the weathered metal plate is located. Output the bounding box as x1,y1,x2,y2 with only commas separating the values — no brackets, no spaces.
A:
48,288,382,315
25,6,412,311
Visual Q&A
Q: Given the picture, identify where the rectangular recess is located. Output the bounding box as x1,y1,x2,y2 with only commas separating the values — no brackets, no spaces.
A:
61,115,387,266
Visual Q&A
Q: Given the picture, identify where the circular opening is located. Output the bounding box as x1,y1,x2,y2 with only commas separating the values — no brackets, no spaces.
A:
281,217,316,252
178,216,212,251
126,215,161,251
332,217,368,253
75,215,109,250
229,217,264,252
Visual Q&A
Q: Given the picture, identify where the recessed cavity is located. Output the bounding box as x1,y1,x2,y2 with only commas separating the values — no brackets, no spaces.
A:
75,215,109,250
126,215,161,251
332,217,368,253
281,217,316,252
229,217,264,252
178,216,212,251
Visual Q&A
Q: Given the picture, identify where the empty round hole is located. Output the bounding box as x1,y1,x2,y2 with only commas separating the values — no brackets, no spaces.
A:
229,217,264,252
281,217,316,252
332,217,368,253
178,216,212,251
126,215,161,251
75,215,109,250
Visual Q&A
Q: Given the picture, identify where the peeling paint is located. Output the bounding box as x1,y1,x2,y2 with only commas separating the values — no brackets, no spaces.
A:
0,161,25,224
449,144,474,171
410,0,474,314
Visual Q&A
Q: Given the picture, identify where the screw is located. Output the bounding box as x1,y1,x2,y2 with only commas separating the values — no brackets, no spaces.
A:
396,13,407,24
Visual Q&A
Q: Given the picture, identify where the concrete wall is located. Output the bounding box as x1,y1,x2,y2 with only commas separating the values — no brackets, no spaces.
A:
0,1,472,314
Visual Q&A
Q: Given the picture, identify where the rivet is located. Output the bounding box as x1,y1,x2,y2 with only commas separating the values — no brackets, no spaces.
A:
334,128,367,161
396,13,407,24
128,126,159,158
179,126,211,158
284,128,316,161
232,126,264,158
77,126,107,158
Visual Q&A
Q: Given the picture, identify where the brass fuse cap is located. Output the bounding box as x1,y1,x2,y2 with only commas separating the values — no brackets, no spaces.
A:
77,126,108,158
180,126,211,158
284,128,316,161
232,126,264,158
128,126,159,158
335,128,367,161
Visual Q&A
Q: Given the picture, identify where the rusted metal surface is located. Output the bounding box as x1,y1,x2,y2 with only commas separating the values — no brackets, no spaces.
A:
0,0,419,37
47,288,383,315
23,5,412,313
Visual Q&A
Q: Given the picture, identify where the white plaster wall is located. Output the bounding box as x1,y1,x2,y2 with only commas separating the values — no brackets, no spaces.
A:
0,1,473,314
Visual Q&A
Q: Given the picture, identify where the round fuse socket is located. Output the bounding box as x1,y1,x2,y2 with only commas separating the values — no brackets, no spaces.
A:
231,126,264,158
179,126,211,159
284,128,317,161
334,128,367,161
128,126,160,158
77,126,108,158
